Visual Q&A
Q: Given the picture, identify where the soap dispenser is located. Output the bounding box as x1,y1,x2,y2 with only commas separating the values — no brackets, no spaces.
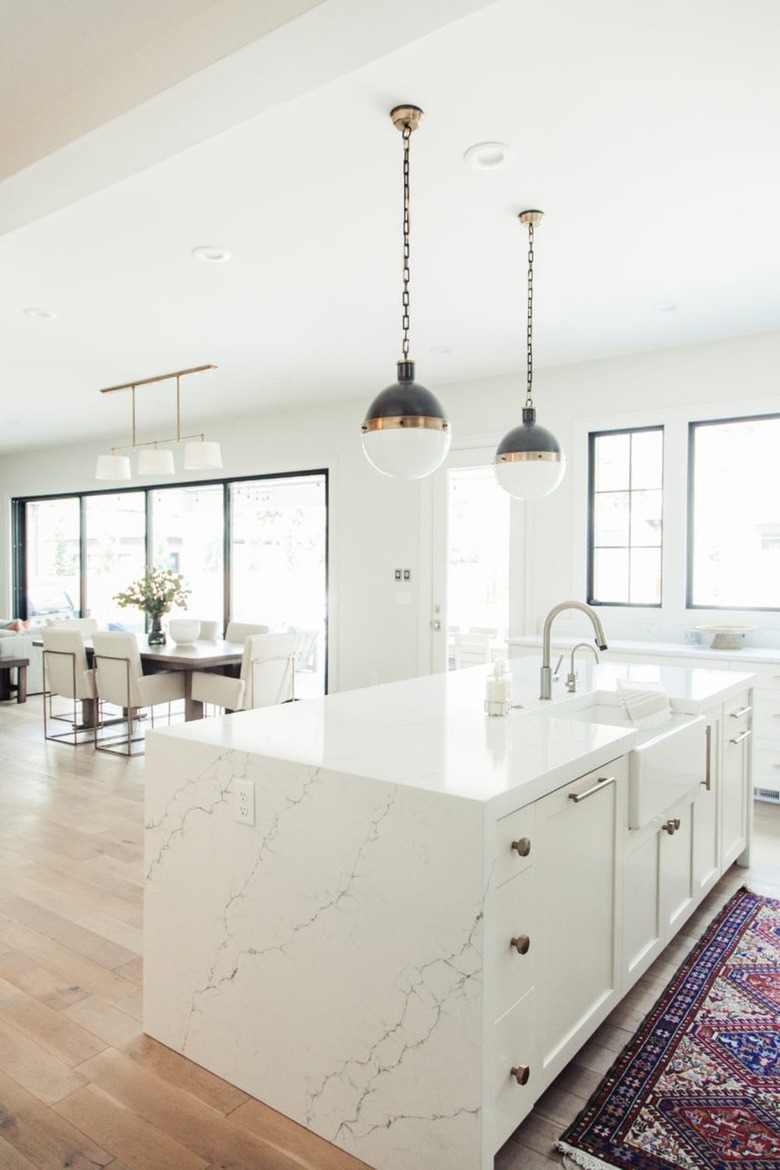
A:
485,660,511,717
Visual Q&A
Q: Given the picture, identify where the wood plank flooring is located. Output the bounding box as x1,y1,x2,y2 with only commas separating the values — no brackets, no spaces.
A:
0,697,778,1169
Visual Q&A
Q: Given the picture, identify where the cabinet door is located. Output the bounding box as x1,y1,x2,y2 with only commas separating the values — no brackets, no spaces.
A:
535,757,626,1088
722,690,751,866
622,819,661,982
659,797,695,935
692,715,719,896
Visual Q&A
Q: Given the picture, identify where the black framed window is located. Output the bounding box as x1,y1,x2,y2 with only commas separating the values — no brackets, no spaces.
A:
688,414,780,610
588,427,664,606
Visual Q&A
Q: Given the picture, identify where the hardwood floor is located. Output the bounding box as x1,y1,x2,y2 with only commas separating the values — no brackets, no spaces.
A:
0,697,778,1170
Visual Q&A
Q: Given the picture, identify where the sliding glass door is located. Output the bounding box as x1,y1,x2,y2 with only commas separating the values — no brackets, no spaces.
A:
15,470,328,695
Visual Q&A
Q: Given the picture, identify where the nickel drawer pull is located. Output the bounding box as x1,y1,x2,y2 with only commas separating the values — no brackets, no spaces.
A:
510,934,530,955
703,724,712,790
730,706,752,719
511,837,531,857
729,729,752,745
568,775,615,803
511,1065,530,1086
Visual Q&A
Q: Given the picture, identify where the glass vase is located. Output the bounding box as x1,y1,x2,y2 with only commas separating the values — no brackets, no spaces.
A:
148,615,166,646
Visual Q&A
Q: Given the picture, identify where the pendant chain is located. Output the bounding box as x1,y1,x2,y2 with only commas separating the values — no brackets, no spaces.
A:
401,122,411,361
525,221,535,409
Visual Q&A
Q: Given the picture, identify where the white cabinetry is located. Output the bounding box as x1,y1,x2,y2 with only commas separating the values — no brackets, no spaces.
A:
692,713,720,896
721,689,751,865
535,758,626,1088
492,805,537,1149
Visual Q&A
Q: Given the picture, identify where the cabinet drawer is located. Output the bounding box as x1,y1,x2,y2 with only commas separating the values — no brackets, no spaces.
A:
752,692,780,740
494,989,537,1152
752,742,780,783
495,804,536,887
494,868,536,1019
733,661,780,689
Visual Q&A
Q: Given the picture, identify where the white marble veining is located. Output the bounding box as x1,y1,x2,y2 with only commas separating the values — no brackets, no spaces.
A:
143,655,751,1170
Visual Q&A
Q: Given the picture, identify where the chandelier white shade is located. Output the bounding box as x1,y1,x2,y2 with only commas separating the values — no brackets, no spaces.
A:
361,104,450,479
494,211,565,500
95,453,131,480
95,365,221,480
137,447,175,475
184,439,222,470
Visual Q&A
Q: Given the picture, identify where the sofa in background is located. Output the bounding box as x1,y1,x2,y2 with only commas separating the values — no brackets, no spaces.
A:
0,624,43,694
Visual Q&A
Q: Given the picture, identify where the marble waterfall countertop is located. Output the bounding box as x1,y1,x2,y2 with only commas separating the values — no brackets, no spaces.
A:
146,655,753,819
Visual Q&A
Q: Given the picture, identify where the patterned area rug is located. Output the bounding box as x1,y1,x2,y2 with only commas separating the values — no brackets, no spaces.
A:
556,887,780,1170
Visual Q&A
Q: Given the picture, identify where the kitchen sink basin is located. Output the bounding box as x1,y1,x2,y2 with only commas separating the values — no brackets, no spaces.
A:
551,696,707,829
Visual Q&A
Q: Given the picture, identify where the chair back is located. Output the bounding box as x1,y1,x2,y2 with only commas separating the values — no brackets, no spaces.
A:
225,621,270,643
453,631,492,668
291,628,318,672
47,618,99,635
242,633,296,708
93,631,144,708
42,627,94,699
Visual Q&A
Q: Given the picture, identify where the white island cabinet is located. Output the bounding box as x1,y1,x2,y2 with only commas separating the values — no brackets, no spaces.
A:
143,657,752,1170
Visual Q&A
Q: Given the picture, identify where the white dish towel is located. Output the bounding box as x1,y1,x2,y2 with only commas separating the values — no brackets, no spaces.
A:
617,679,672,728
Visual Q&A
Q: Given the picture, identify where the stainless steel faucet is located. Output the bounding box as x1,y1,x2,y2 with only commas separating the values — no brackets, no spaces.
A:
540,601,608,700
565,642,600,693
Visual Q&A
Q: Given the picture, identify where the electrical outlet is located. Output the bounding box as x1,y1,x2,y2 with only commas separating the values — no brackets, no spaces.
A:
235,779,255,825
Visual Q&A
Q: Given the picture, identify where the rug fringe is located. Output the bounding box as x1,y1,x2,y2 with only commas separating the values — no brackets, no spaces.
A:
555,1140,618,1169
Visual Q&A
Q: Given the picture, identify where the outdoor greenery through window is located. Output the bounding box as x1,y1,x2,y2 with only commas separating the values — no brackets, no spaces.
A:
588,427,664,606
689,415,780,609
16,471,328,695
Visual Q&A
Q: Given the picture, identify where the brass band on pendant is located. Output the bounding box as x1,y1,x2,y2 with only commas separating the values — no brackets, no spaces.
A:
496,450,562,462
362,416,450,432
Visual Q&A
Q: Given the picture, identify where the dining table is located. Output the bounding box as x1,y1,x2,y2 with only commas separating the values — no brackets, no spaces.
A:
140,638,244,720
36,634,245,724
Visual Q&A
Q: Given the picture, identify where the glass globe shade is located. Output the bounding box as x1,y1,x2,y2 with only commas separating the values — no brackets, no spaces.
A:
494,455,567,500
362,427,451,479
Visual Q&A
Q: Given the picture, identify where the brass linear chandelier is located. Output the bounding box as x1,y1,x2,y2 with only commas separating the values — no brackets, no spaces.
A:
95,364,222,480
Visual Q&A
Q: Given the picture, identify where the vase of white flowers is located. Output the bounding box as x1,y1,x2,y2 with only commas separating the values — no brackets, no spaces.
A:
114,567,190,646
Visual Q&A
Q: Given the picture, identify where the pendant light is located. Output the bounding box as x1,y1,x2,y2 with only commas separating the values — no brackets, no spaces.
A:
494,210,566,500
95,365,221,479
361,105,451,479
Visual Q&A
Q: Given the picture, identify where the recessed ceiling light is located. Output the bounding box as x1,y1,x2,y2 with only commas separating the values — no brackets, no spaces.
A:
192,245,231,263
463,142,514,170
22,307,57,320
651,300,678,312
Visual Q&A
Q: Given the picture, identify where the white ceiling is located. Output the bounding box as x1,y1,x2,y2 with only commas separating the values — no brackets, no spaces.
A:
1,0,778,455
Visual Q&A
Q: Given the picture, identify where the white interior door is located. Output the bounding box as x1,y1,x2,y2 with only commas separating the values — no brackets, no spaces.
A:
428,448,524,673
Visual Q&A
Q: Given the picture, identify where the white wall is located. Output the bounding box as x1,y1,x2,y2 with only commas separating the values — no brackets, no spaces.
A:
3,329,780,687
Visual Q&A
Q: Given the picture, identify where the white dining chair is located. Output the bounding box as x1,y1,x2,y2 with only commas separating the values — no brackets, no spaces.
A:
92,631,185,755
46,618,99,635
191,632,296,715
224,621,270,643
42,626,97,745
452,631,492,668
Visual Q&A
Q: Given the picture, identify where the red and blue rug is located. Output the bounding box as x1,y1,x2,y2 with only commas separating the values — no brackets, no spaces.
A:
556,887,780,1170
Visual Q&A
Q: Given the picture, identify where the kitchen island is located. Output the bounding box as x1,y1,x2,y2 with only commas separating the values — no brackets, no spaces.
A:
143,656,753,1170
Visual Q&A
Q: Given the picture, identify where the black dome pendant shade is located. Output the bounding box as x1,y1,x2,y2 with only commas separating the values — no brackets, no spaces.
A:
495,406,563,461
363,360,450,431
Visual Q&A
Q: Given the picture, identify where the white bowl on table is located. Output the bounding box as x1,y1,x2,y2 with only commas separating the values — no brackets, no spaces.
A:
168,619,201,645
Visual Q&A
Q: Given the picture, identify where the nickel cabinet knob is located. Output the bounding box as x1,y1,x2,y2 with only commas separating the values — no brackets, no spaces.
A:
511,837,531,857
511,1064,530,1086
510,934,530,955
